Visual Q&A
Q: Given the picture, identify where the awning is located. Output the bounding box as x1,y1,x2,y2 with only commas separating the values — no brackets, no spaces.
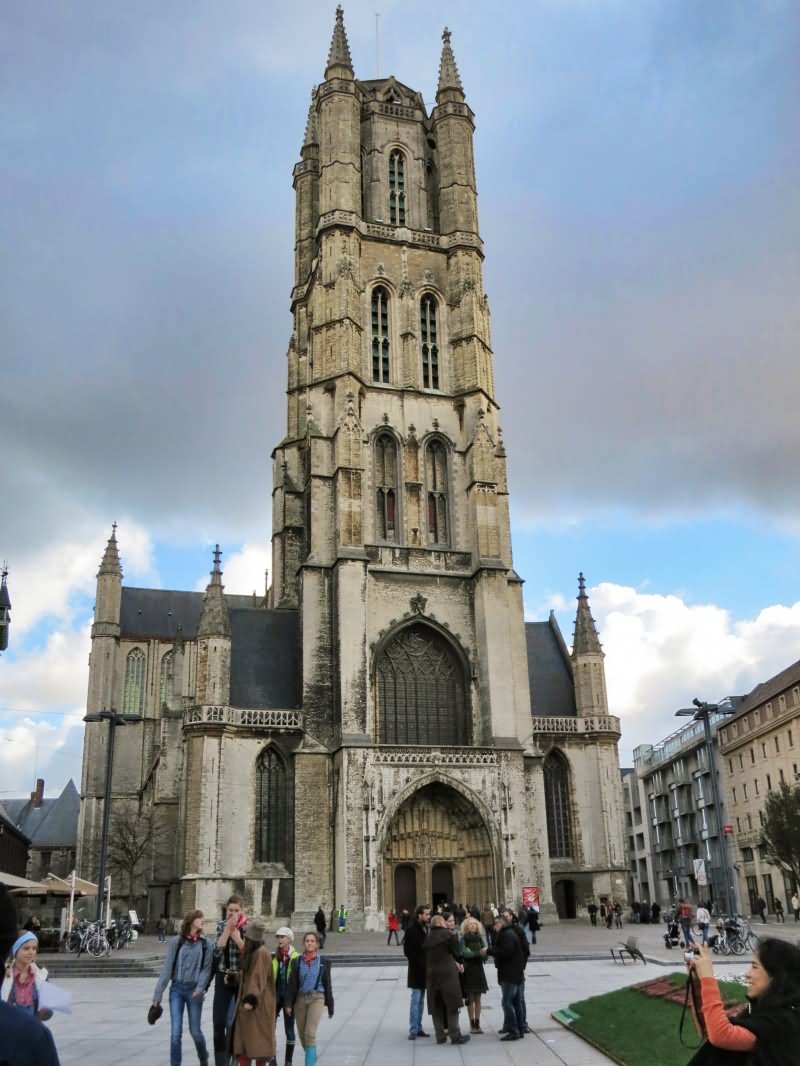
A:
0,871,51,891
40,873,98,896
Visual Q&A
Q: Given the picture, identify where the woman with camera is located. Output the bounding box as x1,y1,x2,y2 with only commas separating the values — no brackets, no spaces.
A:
687,938,800,1065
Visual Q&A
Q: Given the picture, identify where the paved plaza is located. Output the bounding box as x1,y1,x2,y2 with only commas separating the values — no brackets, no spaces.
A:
41,917,793,1066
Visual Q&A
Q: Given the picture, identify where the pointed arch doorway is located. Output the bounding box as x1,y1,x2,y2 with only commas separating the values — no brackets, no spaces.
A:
382,782,497,911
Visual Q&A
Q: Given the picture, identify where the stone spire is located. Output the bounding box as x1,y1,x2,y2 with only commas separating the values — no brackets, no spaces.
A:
97,522,122,578
436,27,465,103
302,92,318,147
325,5,354,80
198,544,231,638
572,573,603,657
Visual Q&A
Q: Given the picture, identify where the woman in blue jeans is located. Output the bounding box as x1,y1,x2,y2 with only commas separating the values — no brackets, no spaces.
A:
152,909,214,1066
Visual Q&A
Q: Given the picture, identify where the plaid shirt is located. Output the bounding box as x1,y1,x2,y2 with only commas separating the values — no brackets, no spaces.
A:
214,919,245,975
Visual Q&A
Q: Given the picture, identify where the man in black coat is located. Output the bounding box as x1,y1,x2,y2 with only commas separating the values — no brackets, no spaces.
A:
491,913,526,1042
314,905,327,948
403,903,432,1040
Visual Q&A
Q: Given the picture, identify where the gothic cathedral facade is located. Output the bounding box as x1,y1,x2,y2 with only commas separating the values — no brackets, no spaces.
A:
77,9,627,928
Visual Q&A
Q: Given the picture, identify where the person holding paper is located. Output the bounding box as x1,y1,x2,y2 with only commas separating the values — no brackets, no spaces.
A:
2,931,52,1022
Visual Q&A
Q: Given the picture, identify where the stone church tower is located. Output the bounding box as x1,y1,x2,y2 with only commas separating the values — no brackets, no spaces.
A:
77,9,627,928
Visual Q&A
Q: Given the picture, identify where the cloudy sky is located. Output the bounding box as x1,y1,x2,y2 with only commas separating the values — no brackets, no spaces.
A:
2,0,799,797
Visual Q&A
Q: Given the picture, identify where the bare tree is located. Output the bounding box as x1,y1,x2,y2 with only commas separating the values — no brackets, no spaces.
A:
106,805,166,909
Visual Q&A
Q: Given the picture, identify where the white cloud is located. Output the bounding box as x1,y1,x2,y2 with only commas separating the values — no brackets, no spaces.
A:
584,582,800,761
9,520,156,639
194,542,271,597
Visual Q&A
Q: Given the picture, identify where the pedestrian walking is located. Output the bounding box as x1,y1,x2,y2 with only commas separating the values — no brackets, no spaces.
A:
387,910,400,945
0,885,61,1066
152,909,213,1066
527,906,540,945
230,920,277,1066
459,916,488,1034
613,901,623,929
756,896,768,923
2,931,52,1022
157,914,169,944
424,915,469,1045
792,893,800,922
336,905,347,933
403,903,431,1040
490,913,526,1042
696,903,711,945
285,931,334,1066
273,927,299,1065
399,908,410,933
774,898,784,923
587,900,598,926
213,894,247,1066
678,899,695,945
313,907,326,949
605,901,614,929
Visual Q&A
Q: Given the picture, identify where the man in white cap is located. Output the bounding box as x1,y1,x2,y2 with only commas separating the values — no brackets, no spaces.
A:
273,927,300,1064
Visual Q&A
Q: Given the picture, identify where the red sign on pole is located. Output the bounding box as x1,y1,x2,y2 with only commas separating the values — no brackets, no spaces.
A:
522,886,540,909
723,825,734,834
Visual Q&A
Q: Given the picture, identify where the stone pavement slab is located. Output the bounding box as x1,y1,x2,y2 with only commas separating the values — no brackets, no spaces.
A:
44,958,670,1066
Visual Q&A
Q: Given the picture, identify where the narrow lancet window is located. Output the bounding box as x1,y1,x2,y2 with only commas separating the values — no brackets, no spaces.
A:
159,650,174,710
544,751,574,858
389,150,406,225
123,648,146,715
371,286,391,383
425,440,449,545
420,295,439,389
256,747,288,864
375,433,399,541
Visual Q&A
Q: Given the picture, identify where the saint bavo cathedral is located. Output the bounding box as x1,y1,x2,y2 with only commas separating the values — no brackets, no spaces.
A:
77,7,627,930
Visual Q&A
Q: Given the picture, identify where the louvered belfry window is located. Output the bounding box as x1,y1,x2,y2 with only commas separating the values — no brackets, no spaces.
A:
377,624,468,745
389,149,406,225
371,286,391,383
256,747,288,864
544,750,574,858
123,648,146,715
375,432,398,541
425,440,448,545
420,295,439,389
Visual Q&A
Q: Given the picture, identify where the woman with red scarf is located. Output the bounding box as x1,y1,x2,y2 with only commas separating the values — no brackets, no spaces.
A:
152,909,213,1066
285,932,334,1066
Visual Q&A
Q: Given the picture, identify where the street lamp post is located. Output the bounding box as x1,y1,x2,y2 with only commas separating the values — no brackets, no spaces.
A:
83,709,141,924
676,697,742,917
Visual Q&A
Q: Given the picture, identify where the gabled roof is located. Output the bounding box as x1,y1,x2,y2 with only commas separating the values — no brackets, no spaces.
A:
120,587,254,641
525,616,577,718
728,658,800,720
4,780,78,848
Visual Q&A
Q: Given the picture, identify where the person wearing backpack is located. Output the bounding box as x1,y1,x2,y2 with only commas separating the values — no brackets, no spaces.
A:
152,909,214,1066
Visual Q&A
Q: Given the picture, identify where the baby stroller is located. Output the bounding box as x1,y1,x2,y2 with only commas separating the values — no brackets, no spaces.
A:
663,917,681,948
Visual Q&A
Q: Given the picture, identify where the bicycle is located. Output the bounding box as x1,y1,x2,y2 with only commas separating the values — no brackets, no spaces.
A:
75,919,110,958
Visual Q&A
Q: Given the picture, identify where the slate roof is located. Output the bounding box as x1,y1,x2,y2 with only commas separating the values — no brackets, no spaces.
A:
727,658,800,720
229,608,300,709
120,587,255,641
4,780,79,848
525,617,577,718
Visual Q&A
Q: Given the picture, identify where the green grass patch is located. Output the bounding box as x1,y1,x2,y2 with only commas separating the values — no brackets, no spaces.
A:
560,974,747,1066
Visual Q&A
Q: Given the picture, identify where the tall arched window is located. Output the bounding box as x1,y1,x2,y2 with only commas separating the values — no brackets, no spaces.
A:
158,650,174,710
389,149,406,225
544,750,574,858
371,286,391,383
425,440,449,545
256,747,288,864
376,624,468,745
420,295,439,389
375,433,399,541
123,648,146,716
